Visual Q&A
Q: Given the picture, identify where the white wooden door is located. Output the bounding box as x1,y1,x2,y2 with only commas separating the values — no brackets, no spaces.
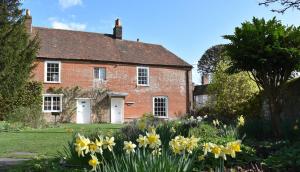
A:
111,98,124,123
76,99,91,124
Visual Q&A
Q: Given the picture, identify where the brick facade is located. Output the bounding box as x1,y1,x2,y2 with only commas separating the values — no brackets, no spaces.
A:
33,59,192,121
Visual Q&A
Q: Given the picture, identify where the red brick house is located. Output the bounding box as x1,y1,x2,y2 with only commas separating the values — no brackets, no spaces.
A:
26,11,193,123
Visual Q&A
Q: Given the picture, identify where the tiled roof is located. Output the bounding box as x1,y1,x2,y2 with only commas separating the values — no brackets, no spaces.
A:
33,27,192,68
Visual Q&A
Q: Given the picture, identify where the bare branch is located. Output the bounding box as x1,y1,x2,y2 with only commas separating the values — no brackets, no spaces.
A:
259,0,300,13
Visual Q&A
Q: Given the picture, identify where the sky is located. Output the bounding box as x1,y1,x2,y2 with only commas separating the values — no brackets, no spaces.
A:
22,0,300,84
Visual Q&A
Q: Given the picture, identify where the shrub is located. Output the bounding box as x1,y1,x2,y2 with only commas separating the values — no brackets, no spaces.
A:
7,105,45,128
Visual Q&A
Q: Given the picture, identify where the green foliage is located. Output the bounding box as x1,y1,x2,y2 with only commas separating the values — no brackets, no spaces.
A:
208,59,260,118
7,105,45,128
0,1,39,119
0,121,24,132
262,142,300,170
15,81,43,107
224,17,300,137
100,149,195,172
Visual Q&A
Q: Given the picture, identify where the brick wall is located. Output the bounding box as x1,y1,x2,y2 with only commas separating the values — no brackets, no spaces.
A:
33,59,192,120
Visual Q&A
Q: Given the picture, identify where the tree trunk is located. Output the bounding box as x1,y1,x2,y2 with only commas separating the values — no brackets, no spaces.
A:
268,93,283,138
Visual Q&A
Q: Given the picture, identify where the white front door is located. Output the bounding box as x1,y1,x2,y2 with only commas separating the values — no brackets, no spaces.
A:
76,99,91,124
111,98,124,123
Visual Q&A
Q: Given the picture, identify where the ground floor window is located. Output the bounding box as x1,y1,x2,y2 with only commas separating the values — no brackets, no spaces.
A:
153,96,168,117
43,94,63,112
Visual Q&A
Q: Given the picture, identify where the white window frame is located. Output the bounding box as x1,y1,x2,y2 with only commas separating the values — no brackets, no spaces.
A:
94,67,106,81
136,66,150,86
44,61,61,83
152,96,168,118
42,94,63,113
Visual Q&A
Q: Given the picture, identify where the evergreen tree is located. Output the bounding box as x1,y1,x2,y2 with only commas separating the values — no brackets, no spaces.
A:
0,0,39,119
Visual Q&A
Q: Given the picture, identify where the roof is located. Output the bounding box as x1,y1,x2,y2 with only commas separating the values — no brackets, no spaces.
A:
32,27,192,68
193,84,209,95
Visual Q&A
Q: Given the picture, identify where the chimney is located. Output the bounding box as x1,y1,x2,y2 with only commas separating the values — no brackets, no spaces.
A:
201,73,210,85
113,18,122,39
137,38,139,42
25,9,32,33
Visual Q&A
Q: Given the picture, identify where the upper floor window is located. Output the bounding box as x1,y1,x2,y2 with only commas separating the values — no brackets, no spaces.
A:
44,61,61,83
94,67,106,81
43,94,62,112
137,66,149,86
153,96,168,118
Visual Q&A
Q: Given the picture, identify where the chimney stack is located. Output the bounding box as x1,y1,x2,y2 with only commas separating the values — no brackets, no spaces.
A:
113,18,122,39
25,9,32,33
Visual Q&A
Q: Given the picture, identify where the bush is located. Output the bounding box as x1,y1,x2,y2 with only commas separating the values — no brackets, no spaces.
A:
7,105,45,128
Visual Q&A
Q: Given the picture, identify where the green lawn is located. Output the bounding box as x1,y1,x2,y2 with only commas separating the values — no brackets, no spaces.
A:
0,123,123,158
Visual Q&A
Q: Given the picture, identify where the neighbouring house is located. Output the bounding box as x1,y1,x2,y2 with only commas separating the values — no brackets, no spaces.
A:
193,73,210,108
25,10,193,124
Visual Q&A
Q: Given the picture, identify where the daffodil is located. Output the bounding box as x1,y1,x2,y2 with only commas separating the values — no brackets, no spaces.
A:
211,144,222,158
123,141,136,154
186,136,200,154
198,155,205,161
203,143,212,155
237,115,245,126
169,137,182,154
74,134,90,157
213,119,220,126
137,120,147,131
88,142,98,155
88,155,100,171
146,131,161,149
136,135,148,148
170,127,176,133
227,140,241,154
147,125,156,133
95,136,104,154
152,148,161,156
103,136,116,152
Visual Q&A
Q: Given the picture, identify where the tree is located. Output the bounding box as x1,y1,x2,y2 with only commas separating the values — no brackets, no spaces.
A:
259,0,300,13
0,0,39,119
197,44,225,74
208,59,260,118
224,17,300,137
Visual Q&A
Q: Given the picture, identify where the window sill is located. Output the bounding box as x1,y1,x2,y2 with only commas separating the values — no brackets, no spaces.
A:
44,81,61,84
137,84,150,87
43,110,62,113
154,116,168,119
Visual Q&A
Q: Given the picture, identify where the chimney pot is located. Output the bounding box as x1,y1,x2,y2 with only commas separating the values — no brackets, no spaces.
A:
26,9,31,17
137,38,139,42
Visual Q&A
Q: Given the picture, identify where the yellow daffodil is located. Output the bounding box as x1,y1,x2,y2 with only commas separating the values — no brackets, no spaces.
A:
213,119,220,126
186,135,200,153
203,142,212,155
169,137,182,154
237,115,245,126
95,136,104,154
88,155,100,171
136,135,148,148
88,142,98,155
148,125,156,133
146,131,161,149
137,120,147,131
123,141,136,154
103,136,116,152
211,144,222,158
198,155,205,161
227,140,241,153
74,134,90,157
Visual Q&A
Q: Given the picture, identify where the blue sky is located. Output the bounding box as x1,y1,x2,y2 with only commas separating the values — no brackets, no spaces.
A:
22,0,300,84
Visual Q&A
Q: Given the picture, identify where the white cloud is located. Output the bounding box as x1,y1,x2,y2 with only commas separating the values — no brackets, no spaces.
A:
59,0,82,9
50,19,86,31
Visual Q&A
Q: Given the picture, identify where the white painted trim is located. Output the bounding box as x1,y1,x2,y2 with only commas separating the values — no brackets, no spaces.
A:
136,66,150,86
42,94,63,113
44,61,61,83
152,96,169,118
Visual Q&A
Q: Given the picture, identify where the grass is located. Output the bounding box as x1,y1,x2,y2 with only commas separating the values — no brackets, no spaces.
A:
0,123,123,158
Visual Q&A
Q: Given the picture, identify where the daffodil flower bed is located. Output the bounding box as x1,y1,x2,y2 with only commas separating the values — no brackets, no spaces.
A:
73,125,242,172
